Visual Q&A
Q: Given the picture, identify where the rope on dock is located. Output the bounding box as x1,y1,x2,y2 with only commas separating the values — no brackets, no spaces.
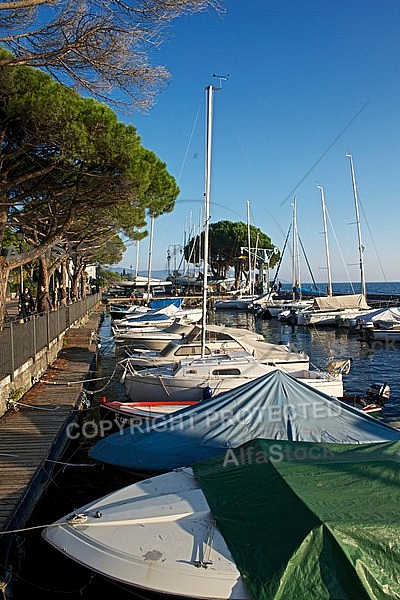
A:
38,365,119,394
44,459,99,467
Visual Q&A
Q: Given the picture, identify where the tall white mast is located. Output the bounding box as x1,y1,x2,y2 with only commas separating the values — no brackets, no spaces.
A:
247,200,252,295
291,198,300,300
201,85,214,356
317,185,333,296
201,77,227,356
146,215,155,303
346,152,366,297
135,240,140,278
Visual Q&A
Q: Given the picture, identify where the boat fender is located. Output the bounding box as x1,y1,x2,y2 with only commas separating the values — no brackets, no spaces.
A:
100,396,107,405
202,386,213,400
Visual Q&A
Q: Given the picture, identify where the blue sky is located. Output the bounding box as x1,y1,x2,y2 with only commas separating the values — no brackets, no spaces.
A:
116,0,400,284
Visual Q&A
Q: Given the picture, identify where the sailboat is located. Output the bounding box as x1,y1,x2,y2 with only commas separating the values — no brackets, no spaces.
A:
297,167,372,327
122,103,351,403
214,200,267,309
118,322,310,372
254,199,314,319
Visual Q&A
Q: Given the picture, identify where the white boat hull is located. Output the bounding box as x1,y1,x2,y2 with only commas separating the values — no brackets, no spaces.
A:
114,322,195,350
123,357,343,402
369,328,400,342
42,469,251,599
101,399,199,421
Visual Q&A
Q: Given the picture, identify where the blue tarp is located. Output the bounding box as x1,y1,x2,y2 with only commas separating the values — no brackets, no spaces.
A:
89,370,400,473
149,298,183,310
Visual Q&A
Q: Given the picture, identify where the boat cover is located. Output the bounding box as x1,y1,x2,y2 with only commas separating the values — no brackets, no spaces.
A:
115,304,179,324
312,293,369,311
149,298,183,310
363,306,400,324
193,438,400,600
89,370,400,473
183,324,309,363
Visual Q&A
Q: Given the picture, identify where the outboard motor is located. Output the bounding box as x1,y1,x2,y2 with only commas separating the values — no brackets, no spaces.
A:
365,383,390,407
202,386,213,400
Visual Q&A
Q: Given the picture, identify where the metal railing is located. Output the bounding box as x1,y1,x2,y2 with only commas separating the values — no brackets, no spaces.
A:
0,294,101,380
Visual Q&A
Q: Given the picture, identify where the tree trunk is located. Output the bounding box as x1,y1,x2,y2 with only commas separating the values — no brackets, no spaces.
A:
59,260,68,305
36,256,54,312
0,258,11,329
81,270,87,298
70,271,80,301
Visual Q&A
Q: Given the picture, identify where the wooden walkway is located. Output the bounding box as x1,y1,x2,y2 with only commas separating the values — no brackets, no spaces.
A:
0,306,103,571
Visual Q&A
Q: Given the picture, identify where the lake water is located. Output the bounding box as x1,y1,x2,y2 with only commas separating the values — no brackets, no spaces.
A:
11,283,400,598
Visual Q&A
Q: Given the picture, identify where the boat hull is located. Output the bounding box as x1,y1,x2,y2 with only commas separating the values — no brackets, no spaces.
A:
42,469,250,599
101,399,199,423
123,363,343,402
369,329,400,342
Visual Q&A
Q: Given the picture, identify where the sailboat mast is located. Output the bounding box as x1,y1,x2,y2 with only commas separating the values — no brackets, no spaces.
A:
146,215,155,303
201,85,214,356
346,152,366,297
247,200,252,295
291,198,299,301
135,240,140,278
317,185,333,296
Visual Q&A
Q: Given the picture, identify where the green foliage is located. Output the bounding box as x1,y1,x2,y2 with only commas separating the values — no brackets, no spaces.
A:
0,55,179,270
96,267,121,287
8,387,25,401
184,220,280,277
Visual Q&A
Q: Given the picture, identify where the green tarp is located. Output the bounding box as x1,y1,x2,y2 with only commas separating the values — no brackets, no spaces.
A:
193,439,400,600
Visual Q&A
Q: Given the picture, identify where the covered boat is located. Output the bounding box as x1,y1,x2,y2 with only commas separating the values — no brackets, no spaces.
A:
193,438,400,600
43,438,400,599
119,323,310,372
89,369,400,473
298,293,371,326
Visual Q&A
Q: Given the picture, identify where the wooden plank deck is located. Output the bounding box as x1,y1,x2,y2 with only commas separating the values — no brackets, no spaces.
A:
0,306,102,568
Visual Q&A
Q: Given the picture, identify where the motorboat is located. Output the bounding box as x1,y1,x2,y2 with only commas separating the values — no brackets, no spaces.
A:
112,303,181,327
256,298,313,319
108,303,148,321
42,466,251,599
118,323,310,372
113,319,195,349
43,438,400,599
100,395,200,425
89,369,400,473
120,350,346,403
213,294,257,310
338,383,391,416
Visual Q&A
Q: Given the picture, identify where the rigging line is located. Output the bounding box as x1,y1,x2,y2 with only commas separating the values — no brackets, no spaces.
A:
325,209,354,292
269,223,292,291
280,100,370,207
357,194,388,282
235,132,288,243
298,235,319,291
177,102,202,185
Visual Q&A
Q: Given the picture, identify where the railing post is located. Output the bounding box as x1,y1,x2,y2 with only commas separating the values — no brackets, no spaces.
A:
33,314,37,362
47,310,50,350
10,322,15,382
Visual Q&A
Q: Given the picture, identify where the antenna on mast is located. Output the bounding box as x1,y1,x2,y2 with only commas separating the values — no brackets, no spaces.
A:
212,74,229,89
